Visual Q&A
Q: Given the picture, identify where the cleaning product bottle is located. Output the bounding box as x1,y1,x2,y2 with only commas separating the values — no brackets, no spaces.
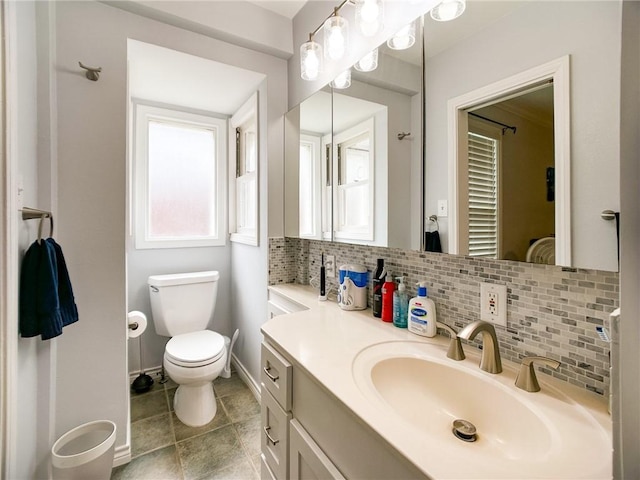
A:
372,259,385,318
381,274,395,322
393,276,409,328
408,282,437,337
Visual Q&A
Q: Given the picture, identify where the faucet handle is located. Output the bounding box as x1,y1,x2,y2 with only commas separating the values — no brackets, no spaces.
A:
515,356,561,392
436,321,465,361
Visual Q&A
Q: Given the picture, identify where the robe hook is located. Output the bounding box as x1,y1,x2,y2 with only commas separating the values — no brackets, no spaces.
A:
79,61,102,81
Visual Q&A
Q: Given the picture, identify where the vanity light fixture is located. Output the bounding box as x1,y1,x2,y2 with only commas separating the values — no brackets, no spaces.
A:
300,0,386,81
430,0,466,22
387,20,415,50
331,69,352,89
324,10,349,60
354,48,379,72
355,0,383,37
300,35,323,81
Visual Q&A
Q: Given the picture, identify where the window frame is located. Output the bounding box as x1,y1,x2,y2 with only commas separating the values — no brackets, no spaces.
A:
299,133,322,240
229,92,259,246
133,102,227,250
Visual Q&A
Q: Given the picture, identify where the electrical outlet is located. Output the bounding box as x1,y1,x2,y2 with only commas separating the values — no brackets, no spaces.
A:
480,282,507,326
325,255,336,278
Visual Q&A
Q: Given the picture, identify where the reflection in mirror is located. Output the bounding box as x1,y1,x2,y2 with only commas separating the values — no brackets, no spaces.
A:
424,1,620,271
284,18,424,250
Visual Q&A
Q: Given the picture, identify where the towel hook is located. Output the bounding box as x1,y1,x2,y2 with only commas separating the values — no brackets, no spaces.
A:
79,61,102,81
428,214,439,231
37,214,54,244
397,132,411,140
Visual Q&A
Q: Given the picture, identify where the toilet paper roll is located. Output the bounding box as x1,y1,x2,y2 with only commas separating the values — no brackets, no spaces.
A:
127,311,147,339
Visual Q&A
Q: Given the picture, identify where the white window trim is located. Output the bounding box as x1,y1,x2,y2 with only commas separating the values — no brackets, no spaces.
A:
333,117,375,242
299,133,322,240
133,102,227,249
229,92,259,246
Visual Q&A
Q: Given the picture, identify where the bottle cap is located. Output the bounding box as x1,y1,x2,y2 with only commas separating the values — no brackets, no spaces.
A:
417,281,427,297
396,276,406,292
385,273,393,282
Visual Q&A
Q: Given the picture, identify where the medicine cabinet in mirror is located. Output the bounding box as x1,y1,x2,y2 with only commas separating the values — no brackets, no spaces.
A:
285,1,621,272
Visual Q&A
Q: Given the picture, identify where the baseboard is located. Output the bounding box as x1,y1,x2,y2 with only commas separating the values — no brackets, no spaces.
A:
113,443,131,468
128,365,163,384
231,353,261,402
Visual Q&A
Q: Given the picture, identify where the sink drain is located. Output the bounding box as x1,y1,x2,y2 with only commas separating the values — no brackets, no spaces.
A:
452,419,477,442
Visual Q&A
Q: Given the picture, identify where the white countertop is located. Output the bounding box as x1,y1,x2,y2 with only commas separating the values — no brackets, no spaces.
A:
263,284,612,480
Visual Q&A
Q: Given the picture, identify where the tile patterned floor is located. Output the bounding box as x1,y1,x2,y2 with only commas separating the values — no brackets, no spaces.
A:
111,373,261,480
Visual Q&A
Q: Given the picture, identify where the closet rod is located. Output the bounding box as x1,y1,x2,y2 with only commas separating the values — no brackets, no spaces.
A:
469,112,517,135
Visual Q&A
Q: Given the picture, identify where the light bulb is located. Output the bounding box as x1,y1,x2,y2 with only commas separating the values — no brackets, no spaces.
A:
300,40,323,81
324,15,348,60
430,0,466,22
356,0,383,37
331,69,351,89
354,48,378,72
387,21,415,50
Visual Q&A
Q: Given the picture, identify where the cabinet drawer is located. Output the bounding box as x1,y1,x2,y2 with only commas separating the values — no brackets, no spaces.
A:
289,419,345,480
261,390,291,480
260,453,277,480
261,342,292,411
268,289,308,314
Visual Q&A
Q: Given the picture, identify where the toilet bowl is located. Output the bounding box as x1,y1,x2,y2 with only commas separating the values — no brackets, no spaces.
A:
164,330,226,426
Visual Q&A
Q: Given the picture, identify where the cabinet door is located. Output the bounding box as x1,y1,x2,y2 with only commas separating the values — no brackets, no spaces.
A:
289,419,345,480
261,389,291,480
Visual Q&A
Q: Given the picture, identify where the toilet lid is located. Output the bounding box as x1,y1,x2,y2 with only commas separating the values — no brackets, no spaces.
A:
165,330,225,367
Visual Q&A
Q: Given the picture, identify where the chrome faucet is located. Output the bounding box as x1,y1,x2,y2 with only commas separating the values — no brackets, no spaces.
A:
515,356,561,392
457,320,502,373
436,321,465,361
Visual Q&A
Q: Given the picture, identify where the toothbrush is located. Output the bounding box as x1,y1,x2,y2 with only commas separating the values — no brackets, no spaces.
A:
320,253,326,298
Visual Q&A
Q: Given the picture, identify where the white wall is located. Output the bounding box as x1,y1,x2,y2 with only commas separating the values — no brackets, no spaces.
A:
53,0,286,458
424,1,621,271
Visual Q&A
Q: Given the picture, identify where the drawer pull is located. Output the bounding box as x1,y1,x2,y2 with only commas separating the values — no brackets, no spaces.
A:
263,366,279,382
264,426,279,445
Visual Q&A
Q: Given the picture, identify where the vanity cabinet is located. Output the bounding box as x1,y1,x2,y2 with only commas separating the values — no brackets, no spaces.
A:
260,339,426,480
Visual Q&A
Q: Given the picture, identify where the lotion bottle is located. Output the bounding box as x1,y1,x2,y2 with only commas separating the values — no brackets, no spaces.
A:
381,274,395,322
408,282,437,337
393,276,409,328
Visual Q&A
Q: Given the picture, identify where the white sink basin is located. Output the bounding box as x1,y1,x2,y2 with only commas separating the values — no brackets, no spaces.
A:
353,340,611,479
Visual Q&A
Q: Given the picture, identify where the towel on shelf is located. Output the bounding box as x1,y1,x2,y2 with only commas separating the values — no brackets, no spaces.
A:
425,231,442,253
19,239,78,340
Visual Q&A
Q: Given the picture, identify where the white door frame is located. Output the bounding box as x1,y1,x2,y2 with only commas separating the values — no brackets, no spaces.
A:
447,55,571,266
1,1,20,477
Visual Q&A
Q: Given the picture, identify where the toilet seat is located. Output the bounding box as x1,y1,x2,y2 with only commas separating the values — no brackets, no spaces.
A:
165,330,225,367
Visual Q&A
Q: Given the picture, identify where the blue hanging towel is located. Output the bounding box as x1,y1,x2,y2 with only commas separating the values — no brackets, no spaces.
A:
47,238,79,327
19,240,64,339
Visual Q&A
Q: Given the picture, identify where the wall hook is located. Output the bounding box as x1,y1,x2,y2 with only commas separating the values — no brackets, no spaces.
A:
397,132,411,140
79,61,102,81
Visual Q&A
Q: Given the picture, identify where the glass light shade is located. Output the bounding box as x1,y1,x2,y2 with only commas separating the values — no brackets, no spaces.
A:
324,15,348,60
387,21,415,50
300,40,323,81
430,0,466,22
356,0,383,37
354,48,379,72
331,69,351,89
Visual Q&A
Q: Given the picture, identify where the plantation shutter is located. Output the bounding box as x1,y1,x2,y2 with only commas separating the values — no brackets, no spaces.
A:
468,131,498,258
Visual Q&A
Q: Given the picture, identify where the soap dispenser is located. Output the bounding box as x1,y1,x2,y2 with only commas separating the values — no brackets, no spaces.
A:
408,282,437,337
393,276,409,328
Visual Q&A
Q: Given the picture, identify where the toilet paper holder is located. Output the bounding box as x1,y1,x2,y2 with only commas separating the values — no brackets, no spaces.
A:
129,322,139,331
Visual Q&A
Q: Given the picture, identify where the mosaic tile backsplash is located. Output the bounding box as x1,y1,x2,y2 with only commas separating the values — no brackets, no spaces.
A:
269,237,619,397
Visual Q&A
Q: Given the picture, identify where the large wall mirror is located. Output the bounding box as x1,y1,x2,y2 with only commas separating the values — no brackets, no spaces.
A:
285,1,621,272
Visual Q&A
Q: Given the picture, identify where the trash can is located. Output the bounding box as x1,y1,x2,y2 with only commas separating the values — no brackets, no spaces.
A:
51,420,116,480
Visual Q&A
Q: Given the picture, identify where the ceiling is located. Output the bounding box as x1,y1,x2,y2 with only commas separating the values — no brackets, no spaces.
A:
247,0,308,19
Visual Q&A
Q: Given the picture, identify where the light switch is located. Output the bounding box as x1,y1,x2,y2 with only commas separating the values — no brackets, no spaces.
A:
437,199,448,217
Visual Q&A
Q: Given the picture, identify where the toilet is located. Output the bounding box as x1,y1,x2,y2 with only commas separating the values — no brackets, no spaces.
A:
148,271,229,427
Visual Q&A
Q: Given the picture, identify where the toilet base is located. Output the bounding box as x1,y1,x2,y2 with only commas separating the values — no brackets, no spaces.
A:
173,382,217,427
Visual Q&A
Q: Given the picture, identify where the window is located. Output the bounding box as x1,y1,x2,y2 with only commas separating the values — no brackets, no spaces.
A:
134,103,226,249
333,118,374,241
229,93,259,245
467,127,500,258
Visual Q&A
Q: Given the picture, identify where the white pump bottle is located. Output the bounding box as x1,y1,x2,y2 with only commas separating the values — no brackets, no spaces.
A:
408,282,437,337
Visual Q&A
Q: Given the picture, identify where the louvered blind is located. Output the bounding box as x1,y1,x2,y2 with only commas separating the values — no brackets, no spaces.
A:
468,132,498,258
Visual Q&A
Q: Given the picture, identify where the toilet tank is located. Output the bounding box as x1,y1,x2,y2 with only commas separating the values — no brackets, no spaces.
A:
148,271,219,337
